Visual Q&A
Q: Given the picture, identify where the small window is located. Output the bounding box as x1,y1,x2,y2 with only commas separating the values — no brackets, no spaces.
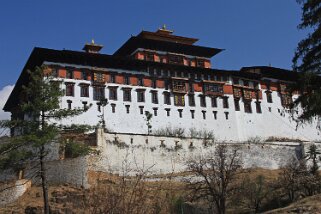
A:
137,90,145,102
153,108,158,116
174,94,185,106
81,71,88,80
256,101,262,114
222,97,229,108
110,74,116,83
188,94,195,107
234,98,240,111
67,100,72,110
266,91,273,103
65,83,74,96
189,82,194,93
139,106,144,115
211,97,217,108
93,86,105,101
109,87,118,100
200,95,206,107
80,85,89,97
202,110,206,120
152,79,156,88
138,77,144,86
123,89,131,102
190,110,195,119
268,107,272,112
125,105,130,114
224,112,229,120
82,101,87,110
178,109,183,118
97,102,101,112
213,111,217,120
164,80,170,90
66,69,73,79
111,103,116,113
244,101,252,113
151,91,158,104
165,108,170,116
124,76,130,85
164,92,171,105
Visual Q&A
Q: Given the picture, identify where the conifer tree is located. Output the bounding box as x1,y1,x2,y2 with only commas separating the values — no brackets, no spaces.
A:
0,66,92,214
292,0,321,122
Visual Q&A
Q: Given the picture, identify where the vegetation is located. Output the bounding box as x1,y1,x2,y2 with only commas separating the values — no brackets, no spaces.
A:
0,66,93,214
292,0,321,122
144,111,153,135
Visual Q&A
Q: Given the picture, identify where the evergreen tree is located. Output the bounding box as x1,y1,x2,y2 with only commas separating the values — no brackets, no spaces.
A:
0,66,92,214
292,0,321,122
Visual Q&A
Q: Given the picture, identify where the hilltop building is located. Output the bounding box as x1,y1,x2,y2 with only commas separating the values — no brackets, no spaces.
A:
3,27,320,141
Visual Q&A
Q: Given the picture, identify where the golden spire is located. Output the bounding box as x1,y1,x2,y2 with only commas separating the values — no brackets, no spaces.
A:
91,39,95,44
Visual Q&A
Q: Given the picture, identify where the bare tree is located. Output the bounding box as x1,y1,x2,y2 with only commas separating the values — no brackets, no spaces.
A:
186,144,243,214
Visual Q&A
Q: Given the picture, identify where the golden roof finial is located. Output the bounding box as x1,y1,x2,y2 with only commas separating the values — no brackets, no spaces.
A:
91,39,95,44
162,24,167,30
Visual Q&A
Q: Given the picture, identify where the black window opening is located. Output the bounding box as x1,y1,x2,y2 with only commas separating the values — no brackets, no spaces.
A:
266,91,273,103
256,101,262,113
200,95,206,107
178,109,183,118
67,100,72,110
66,69,73,79
109,87,118,100
211,97,217,108
224,112,229,120
124,75,130,85
244,101,252,113
164,92,171,105
151,91,158,104
222,97,229,108
81,71,88,80
202,110,206,120
234,98,240,111
190,110,195,119
65,83,75,97
111,103,116,113
189,94,195,107
151,79,157,88
93,86,105,101
165,108,170,116
213,111,217,120
137,90,145,102
189,82,194,93
125,105,130,114
138,76,144,86
80,85,89,97
82,101,87,110
139,106,144,115
123,89,131,102
153,108,158,116
97,102,101,112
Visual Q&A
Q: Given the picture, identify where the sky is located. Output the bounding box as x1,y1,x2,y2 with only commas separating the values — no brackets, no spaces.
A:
0,1,307,124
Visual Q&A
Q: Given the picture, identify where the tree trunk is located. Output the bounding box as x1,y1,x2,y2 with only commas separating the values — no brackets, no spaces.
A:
40,145,50,214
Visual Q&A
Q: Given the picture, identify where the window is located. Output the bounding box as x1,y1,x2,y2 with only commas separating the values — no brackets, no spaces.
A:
125,105,130,114
153,108,158,116
123,89,131,102
151,91,158,104
244,101,252,113
172,80,186,93
67,100,72,110
93,86,105,101
268,107,272,112
66,69,73,79
190,110,195,119
204,83,224,96
189,82,194,93
111,103,116,113
256,101,262,113
211,97,217,108
202,110,206,120
151,79,156,88
80,84,89,97
94,73,104,82
138,76,144,86
139,106,144,115
81,71,88,80
145,52,154,61
281,94,293,107
200,95,206,107
110,74,116,83
178,109,183,118
109,87,117,100
196,59,205,67
165,108,170,116
164,92,171,105
164,79,170,90
137,90,145,102
234,98,240,111
174,94,185,106
189,94,195,106
97,102,101,112
213,111,217,120
124,75,130,85
224,112,229,120
65,83,74,96
222,97,229,108
266,91,273,103
82,101,88,110
168,54,183,65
